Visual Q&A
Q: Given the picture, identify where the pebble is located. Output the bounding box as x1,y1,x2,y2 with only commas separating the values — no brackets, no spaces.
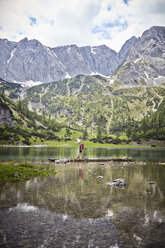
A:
0,208,121,248
97,176,104,179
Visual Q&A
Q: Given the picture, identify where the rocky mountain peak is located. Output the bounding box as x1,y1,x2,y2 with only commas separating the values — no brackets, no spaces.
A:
114,26,165,86
133,26,165,58
0,26,164,86
118,36,137,62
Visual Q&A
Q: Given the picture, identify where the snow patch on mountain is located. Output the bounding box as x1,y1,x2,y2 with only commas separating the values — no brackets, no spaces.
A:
7,48,16,64
13,80,43,88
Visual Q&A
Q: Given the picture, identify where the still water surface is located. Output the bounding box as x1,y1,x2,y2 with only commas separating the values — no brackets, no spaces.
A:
0,147,165,247
0,146,165,162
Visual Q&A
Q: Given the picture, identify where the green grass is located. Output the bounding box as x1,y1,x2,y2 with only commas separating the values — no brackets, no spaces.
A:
43,140,152,148
0,162,56,184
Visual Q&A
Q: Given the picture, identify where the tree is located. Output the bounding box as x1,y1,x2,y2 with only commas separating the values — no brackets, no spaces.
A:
17,99,22,112
83,128,88,140
64,128,71,141
42,109,46,123
126,127,132,138
97,125,102,142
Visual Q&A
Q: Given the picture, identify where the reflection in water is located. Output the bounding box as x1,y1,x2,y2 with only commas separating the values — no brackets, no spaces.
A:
0,162,165,247
0,146,165,162
78,168,84,180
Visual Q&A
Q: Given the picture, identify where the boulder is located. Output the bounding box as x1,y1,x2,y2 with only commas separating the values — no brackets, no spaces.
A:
106,178,126,187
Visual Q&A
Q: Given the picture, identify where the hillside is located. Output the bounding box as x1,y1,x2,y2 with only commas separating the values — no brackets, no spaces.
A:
1,75,165,145
21,75,164,127
0,94,65,145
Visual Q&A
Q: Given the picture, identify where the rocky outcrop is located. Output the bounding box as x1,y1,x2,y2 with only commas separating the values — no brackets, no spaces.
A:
118,36,137,63
114,26,165,86
53,44,119,78
0,100,15,126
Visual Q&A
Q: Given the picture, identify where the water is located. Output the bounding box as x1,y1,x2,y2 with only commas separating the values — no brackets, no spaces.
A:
0,146,165,162
0,147,165,247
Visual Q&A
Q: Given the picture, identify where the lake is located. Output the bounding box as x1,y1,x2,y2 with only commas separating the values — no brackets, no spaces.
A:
0,146,165,162
0,146,165,247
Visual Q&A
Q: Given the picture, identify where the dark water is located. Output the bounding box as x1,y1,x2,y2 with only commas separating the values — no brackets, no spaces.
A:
0,147,165,247
0,146,165,162
0,160,165,248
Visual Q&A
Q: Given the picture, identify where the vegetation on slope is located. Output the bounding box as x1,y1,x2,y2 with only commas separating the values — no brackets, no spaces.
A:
0,75,165,146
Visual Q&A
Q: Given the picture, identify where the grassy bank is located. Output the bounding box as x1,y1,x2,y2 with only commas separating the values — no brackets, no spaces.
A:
41,140,154,148
0,162,56,184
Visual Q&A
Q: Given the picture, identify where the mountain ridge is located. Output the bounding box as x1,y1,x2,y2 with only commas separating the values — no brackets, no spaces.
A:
113,26,165,86
0,26,164,87
0,33,137,84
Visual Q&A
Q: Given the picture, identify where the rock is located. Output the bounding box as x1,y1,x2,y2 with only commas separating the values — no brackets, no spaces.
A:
0,104,15,126
55,159,69,164
13,172,19,178
106,178,126,187
97,176,104,179
14,163,19,167
147,181,155,184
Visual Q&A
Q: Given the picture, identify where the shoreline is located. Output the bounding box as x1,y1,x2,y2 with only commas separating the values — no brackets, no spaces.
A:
0,144,158,149
0,142,164,149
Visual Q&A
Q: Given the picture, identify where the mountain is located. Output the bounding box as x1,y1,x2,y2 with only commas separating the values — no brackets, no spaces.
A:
0,36,136,84
118,36,137,63
113,26,165,86
0,26,165,145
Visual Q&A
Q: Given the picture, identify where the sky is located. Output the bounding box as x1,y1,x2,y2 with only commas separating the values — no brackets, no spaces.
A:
0,0,165,52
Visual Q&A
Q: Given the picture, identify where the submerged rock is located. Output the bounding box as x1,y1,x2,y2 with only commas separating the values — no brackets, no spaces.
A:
97,176,104,179
147,181,155,184
13,172,19,178
106,178,126,187
55,159,69,164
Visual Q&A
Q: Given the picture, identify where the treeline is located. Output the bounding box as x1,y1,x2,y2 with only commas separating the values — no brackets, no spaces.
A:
0,96,63,144
109,99,165,142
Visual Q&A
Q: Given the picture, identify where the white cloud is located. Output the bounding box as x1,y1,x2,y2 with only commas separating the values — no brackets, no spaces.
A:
0,0,165,52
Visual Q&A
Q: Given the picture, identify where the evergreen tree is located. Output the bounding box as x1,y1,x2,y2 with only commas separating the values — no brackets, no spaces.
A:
42,109,46,123
64,128,71,141
97,125,102,142
17,99,22,112
83,128,88,140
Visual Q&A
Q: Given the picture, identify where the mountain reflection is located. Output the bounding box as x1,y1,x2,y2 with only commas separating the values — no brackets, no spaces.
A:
0,162,165,247
0,162,164,218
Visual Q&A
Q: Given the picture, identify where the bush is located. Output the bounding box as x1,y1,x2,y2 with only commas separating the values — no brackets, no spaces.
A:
23,139,31,145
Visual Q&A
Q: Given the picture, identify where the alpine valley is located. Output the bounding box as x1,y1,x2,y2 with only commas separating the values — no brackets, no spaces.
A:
0,26,165,146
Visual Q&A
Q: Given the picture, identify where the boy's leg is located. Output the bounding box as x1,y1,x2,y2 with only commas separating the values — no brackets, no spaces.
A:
77,152,80,159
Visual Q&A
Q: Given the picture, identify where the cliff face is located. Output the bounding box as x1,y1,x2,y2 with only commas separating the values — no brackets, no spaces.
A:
0,35,136,84
114,26,165,86
0,26,164,87
0,100,15,126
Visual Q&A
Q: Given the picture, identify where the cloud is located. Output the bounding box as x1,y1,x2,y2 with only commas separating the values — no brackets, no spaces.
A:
0,0,165,52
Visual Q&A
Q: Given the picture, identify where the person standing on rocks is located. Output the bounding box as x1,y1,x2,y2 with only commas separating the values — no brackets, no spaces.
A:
77,139,84,159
